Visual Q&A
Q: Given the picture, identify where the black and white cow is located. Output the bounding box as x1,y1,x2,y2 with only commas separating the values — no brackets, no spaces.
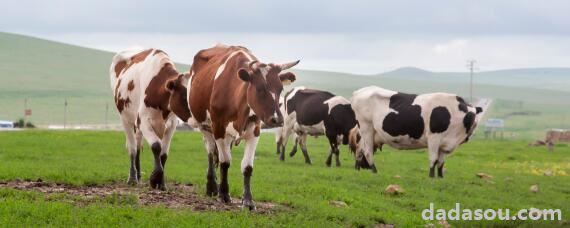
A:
277,87,359,166
349,86,483,177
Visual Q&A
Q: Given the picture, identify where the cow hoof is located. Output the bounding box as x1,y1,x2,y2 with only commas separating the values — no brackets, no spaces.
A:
206,182,219,197
156,183,167,191
336,162,341,167
150,169,164,190
220,193,231,204
370,164,378,173
305,160,312,165
325,162,332,167
242,199,256,211
127,177,138,186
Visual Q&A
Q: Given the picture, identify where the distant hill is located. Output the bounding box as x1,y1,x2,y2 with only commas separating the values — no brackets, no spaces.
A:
0,31,569,138
375,67,570,92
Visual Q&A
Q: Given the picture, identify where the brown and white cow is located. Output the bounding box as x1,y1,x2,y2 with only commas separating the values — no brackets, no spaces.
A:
110,48,190,190
349,86,483,177
187,44,299,210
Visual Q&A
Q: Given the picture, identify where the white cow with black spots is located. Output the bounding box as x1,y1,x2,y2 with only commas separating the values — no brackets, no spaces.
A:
348,86,483,177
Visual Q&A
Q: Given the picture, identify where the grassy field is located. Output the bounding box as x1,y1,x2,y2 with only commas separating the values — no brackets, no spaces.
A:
0,130,568,227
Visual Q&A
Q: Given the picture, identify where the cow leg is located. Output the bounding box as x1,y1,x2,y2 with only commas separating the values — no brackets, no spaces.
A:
215,136,233,204
275,127,283,155
428,140,440,178
334,145,341,167
202,130,219,197
325,146,333,167
299,134,312,165
289,135,299,157
135,130,143,181
139,115,166,190
437,151,446,178
241,124,259,210
153,117,177,191
122,121,138,185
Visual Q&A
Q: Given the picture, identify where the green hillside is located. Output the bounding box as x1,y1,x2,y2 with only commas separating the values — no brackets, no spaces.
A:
0,32,569,138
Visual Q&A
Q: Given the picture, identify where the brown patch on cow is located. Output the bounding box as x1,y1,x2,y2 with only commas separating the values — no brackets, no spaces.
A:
114,60,127,77
116,97,131,113
0,180,283,213
127,80,135,91
122,49,154,74
144,63,179,117
114,79,131,112
254,125,260,137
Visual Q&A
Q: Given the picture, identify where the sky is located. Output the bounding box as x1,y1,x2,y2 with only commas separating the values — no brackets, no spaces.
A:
2,0,570,74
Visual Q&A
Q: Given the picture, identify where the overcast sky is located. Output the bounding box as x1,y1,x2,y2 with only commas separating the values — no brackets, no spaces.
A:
2,0,570,74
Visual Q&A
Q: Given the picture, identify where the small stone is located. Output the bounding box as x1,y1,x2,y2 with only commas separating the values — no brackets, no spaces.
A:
393,175,401,179
438,219,451,228
476,173,493,180
544,170,554,176
530,184,539,193
329,200,348,208
384,184,405,195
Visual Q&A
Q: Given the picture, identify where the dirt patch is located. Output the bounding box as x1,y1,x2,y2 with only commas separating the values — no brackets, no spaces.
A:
0,179,281,214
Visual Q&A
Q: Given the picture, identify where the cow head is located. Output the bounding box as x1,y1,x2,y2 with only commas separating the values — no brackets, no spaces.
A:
165,73,191,122
238,60,299,128
463,106,484,143
348,126,361,155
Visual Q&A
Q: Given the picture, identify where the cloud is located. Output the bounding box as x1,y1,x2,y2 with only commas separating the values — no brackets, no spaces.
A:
2,0,570,35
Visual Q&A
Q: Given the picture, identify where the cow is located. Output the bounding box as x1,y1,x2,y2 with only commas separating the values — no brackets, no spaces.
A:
110,48,191,190
276,87,359,167
272,96,299,156
187,44,299,210
545,129,570,151
349,86,483,177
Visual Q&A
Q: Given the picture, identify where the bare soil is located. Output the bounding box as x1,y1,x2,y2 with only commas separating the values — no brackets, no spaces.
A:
0,179,281,214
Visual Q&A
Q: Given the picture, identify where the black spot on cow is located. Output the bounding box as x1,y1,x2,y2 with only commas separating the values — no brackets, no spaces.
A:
463,112,476,133
430,106,451,133
382,93,424,139
286,89,333,125
476,107,483,114
456,96,469,113
327,103,359,145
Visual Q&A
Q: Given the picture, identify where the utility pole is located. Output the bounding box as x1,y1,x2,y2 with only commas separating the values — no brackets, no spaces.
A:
64,98,68,129
466,59,477,103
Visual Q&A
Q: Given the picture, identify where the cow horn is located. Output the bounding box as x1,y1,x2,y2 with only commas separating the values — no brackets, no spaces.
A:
248,60,259,69
279,60,300,70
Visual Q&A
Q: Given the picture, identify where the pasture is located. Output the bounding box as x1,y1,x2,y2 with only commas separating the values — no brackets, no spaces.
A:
0,130,568,227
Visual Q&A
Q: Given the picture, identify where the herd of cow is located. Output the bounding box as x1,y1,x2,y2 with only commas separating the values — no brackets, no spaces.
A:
110,44,484,210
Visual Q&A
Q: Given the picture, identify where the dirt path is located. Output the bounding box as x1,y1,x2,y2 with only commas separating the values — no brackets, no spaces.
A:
0,179,282,214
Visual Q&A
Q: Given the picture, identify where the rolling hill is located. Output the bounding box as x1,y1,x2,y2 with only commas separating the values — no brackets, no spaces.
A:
1,32,569,138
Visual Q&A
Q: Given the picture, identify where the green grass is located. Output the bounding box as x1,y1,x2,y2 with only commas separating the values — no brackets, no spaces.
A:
0,130,569,227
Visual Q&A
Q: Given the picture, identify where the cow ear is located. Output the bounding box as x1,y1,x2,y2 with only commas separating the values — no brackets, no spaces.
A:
238,68,251,82
166,79,177,91
476,107,483,114
279,72,296,85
